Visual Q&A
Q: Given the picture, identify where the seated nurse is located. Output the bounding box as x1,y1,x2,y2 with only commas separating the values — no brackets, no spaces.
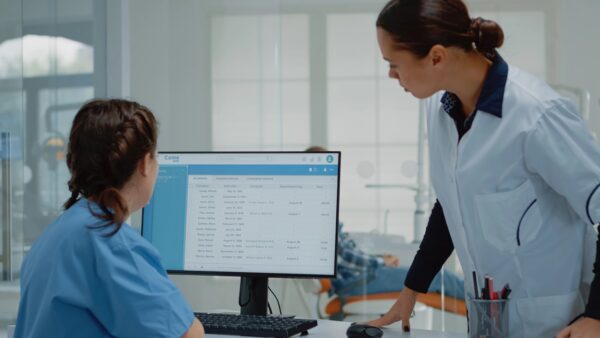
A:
14,99,205,338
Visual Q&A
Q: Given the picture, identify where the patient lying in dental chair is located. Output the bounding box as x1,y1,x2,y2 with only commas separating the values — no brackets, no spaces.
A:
305,146,466,318
312,223,466,320
333,222,465,299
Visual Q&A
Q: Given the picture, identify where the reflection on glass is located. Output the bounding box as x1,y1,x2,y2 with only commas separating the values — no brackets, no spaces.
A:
0,0,24,327
11,4,96,256
0,35,93,78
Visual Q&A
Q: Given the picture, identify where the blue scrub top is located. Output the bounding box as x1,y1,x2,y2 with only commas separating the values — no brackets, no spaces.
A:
14,198,194,338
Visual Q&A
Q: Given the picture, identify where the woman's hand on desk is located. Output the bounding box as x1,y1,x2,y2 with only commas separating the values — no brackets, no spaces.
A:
556,316,600,338
366,287,417,332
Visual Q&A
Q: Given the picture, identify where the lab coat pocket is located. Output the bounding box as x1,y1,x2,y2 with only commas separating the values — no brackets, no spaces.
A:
475,179,542,252
516,291,582,338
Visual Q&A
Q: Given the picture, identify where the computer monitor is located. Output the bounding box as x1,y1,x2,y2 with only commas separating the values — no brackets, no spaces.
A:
141,151,341,315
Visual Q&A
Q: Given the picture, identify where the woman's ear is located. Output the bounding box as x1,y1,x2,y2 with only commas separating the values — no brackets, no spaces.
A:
428,44,448,68
138,153,152,177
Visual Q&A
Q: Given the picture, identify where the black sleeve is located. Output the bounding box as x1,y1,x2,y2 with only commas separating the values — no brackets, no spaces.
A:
404,200,455,293
585,228,600,319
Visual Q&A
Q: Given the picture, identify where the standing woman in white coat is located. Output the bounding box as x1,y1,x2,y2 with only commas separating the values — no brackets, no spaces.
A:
368,0,600,337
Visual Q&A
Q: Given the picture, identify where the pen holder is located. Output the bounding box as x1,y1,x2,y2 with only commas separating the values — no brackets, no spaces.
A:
468,298,509,338
7,324,15,338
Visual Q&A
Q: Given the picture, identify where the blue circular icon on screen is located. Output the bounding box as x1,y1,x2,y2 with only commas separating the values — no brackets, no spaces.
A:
326,155,334,163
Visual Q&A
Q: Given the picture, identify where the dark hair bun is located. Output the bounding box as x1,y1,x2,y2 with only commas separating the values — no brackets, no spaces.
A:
377,0,504,58
470,17,504,56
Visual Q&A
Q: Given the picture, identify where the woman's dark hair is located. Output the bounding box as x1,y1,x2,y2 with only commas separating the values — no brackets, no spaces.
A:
64,99,158,235
376,0,504,59
305,146,327,152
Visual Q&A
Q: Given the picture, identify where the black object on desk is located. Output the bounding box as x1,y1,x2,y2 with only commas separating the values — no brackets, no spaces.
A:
195,312,317,337
346,323,383,338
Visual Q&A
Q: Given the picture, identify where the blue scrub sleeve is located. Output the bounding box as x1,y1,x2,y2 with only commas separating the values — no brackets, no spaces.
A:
90,231,195,338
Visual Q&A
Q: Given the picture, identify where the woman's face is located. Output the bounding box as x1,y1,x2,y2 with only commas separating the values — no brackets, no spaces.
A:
376,28,441,99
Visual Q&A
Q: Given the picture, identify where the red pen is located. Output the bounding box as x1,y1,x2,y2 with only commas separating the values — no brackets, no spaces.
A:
486,276,494,299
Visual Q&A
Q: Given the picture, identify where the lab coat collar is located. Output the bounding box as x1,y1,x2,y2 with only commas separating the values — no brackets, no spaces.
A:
440,53,508,118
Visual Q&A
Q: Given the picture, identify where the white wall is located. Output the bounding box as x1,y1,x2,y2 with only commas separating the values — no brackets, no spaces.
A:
128,0,276,315
129,0,212,152
129,0,170,143
556,0,600,136
127,0,600,166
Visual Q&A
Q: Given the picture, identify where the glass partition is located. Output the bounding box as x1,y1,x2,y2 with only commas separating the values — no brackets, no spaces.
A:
0,0,104,335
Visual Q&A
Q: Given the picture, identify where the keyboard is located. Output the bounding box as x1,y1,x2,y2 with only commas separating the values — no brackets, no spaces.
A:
195,312,318,337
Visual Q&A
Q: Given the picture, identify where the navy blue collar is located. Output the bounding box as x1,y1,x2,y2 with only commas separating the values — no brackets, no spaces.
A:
441,53,508,119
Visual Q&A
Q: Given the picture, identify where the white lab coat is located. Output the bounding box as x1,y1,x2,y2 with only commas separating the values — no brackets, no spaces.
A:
426,65,600,337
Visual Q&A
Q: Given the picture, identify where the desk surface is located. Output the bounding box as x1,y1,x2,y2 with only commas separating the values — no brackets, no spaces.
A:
205,319,465,338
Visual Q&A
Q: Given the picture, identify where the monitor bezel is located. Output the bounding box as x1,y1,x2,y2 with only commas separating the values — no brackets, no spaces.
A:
141,151,341,279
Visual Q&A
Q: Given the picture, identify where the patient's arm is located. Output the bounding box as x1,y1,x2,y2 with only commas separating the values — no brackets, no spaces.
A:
181,318,205,338
338,235,384,268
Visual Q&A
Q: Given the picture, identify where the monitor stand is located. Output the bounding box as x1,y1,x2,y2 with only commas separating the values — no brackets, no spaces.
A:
239,276,268,316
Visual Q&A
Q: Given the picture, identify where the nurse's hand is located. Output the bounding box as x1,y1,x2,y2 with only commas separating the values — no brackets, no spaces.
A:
366,287,417,332
556,316,600,338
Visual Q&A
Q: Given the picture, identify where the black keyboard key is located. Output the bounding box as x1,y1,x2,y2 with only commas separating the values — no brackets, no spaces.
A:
194,312,317,338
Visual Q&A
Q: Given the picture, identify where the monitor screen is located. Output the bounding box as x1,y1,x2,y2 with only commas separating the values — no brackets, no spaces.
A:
141,152,340,278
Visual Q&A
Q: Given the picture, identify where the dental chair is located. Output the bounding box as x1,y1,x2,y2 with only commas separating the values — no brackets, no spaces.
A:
298,276,467,322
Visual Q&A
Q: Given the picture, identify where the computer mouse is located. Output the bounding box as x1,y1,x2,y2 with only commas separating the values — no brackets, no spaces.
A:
346,323,383,338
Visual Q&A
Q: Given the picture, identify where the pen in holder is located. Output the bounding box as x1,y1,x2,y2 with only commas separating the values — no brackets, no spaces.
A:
468,297,509,338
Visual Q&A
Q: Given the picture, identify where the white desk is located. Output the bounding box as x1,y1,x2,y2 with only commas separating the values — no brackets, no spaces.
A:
205,319,465,338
